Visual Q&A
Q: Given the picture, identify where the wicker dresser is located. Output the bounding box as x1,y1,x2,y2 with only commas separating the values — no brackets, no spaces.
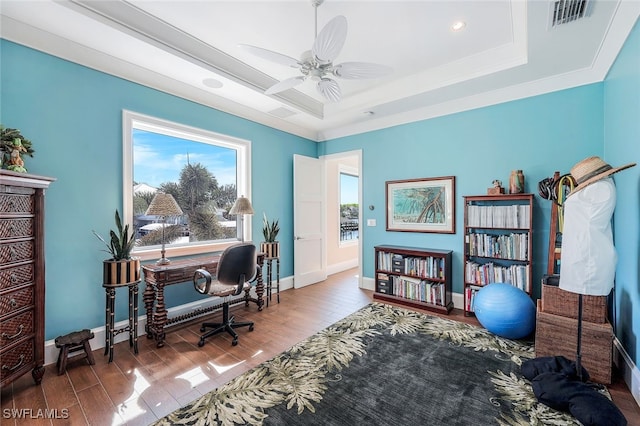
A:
0,170,55,387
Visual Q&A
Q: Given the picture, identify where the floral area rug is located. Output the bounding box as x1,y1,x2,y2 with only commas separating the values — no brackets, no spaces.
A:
154,302,585,425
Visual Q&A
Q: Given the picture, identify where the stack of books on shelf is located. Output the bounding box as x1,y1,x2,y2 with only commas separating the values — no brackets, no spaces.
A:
466,204,530,229
391,275,444,306
465,285,481,312
466,232,528,260
378,251,446,279
465,261,530,292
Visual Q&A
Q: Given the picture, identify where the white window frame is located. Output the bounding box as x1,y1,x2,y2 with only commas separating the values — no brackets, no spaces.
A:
122,110,252,261
338,165,359,247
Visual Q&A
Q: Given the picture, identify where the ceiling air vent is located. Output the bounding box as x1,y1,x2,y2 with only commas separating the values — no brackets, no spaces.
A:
268,107,298,119
550,0,591,27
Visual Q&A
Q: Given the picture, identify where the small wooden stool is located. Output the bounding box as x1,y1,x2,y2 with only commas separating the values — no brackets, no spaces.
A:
54,329,95,375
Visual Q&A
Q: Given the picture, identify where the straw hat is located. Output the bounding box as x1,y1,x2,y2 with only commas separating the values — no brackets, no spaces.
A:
568,156,636,196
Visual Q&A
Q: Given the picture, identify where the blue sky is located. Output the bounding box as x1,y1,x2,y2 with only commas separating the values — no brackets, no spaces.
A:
133,129,237,188
341,173,358,204
135,129,359,204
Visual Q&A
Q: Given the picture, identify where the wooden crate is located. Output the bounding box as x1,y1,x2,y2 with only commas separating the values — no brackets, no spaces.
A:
535,303,613,384
541,283,607,323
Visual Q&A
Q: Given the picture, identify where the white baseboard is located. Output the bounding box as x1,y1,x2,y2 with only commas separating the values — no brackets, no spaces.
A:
614,337,640,407
327,259,358,276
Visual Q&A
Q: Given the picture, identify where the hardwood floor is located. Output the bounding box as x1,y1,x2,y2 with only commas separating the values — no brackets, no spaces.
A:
2,268,639,425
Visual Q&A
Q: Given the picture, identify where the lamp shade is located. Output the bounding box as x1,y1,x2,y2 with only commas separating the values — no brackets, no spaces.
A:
229,196,254,216
145,192,183,216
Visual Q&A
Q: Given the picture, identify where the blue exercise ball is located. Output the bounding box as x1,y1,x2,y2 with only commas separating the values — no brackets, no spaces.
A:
474,283,536,339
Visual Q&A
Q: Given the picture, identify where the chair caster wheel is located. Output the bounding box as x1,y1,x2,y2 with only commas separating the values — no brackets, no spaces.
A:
198,339,205,347
249,325,254,331
200,327,206,332
232,339,238,346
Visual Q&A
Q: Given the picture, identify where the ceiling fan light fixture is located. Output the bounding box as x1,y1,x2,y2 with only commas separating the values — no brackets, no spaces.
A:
317,78,341,102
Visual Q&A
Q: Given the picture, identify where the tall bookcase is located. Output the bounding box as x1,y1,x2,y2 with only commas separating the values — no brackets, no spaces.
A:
374,245,453,314
463,194,533,316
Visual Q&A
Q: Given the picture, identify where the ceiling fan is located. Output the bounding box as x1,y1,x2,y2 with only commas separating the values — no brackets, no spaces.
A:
238,0,392,102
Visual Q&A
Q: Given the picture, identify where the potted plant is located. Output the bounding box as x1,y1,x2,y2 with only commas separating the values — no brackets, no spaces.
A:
93,210,140,285
260,213,280,259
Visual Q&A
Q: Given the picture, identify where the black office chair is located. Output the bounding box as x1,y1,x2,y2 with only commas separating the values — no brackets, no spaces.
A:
193,243,256,347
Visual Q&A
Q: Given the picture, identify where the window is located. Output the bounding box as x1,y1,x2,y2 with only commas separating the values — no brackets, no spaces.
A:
339,170,359,243
123,110,251,260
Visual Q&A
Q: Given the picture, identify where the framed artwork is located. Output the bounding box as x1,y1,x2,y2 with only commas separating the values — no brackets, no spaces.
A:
386,176,456,233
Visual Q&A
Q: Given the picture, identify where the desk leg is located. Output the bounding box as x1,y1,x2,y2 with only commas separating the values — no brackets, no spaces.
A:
143,281,155,339
256,265,264,311
154,283,167,347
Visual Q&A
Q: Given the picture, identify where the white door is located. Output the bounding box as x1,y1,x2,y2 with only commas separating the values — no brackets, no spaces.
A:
293,154,327,288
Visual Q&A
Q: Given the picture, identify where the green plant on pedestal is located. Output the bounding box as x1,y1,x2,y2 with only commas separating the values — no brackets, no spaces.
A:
93,210,140,285
260,213,280,259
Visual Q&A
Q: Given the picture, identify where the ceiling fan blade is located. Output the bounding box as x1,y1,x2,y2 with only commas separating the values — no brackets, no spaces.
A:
238,44,300,68
317,78,341,102
312,15,347,63
265,76,306,95
333,62,393,79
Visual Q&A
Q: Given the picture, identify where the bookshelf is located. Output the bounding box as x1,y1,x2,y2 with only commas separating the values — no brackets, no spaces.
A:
463,194,534,316
374,245,453,314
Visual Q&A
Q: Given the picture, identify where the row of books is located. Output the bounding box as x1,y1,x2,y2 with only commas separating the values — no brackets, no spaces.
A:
465,286,481,312
377,274,444,306
377,252,446,279
464,261,530,292
466,204,530,229
466,232,528,260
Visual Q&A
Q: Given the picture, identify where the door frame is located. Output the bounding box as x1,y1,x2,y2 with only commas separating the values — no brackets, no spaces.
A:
321,149,363,288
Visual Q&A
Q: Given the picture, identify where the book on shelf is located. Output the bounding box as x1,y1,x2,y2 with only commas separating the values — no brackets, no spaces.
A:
466,232,528,260
466,204,530,229
464,285,482,312
391,275,445,306
465,261,530,292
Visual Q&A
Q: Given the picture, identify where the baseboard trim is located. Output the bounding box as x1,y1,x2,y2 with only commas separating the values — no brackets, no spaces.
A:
613,337,640,407
327,259,358,276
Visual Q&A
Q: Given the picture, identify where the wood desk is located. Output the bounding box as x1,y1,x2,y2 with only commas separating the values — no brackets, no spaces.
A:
142,253,264,347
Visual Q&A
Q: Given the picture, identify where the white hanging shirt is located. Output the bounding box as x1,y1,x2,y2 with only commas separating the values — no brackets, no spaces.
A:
559,178,617,296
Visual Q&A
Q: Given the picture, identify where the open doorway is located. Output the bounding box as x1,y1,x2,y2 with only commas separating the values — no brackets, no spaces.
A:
323,151,361,284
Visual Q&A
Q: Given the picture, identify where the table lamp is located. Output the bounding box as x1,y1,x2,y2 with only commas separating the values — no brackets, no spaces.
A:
229,195,254,242
145,192,183,265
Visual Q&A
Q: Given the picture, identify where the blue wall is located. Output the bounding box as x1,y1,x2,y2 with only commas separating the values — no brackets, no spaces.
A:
322,86,604,298
604,19,640,362
2,25,638,371
0,40,316,339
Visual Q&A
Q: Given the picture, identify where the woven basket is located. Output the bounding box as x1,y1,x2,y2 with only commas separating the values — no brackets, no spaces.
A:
541,283,607,323
535,301,613,384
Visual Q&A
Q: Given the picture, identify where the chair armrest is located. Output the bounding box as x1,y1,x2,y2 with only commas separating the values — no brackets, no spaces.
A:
193,269,214,294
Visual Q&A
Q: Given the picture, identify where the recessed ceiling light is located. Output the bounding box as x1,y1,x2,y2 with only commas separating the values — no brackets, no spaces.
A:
451,21,466,32
203,78,223,89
